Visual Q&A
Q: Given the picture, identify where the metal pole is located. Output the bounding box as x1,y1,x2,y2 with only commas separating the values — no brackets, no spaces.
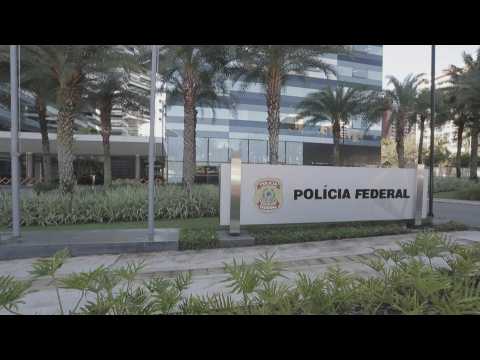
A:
148,45,158,240
10,45,20,238
428,45,435,218
229,150,241,236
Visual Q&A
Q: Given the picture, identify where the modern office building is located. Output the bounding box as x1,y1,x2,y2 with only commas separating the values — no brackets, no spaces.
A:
165,45,383,183
0,45,383,185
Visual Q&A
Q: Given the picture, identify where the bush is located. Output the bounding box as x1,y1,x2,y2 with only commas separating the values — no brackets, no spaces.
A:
434,177,478,193
179,228,219,250
3,232,480,315
250,223,408,246
454,185,480,201
33,181,58,195
0,184,219,227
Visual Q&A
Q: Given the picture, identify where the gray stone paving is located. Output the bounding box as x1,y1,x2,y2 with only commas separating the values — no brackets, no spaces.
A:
1,230,480,315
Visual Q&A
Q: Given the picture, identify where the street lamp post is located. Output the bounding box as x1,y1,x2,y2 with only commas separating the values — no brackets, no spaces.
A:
428,45,436,219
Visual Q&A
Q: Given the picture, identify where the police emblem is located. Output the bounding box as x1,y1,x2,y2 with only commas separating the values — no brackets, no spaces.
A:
254,178,283,212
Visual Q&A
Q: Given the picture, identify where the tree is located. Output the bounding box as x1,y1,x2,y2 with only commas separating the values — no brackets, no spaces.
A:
23,46,118,194
158,46,232,189
412,88,449,166
84,46,147,187
296,85,383,165
446,49,480,180
0,47,56,183
385,74,426,168
441,65,472,178
231,45,348,164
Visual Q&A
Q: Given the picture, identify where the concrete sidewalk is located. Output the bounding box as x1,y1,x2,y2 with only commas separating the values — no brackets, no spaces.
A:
1,230,480,315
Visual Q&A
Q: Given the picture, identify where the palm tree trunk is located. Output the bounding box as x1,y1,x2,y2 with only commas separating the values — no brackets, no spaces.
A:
266,67,282,165
417,116,425,165
470,125,479,181
36,96,52,183
332,119,341,166
183,91,196,189
396,113,406,168
456,122,464,178
100,99,112,188
56,86,79,194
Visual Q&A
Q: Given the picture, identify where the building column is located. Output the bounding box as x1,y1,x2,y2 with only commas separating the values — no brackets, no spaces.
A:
135,154,141,180
26,152,34,179
34,158,42,181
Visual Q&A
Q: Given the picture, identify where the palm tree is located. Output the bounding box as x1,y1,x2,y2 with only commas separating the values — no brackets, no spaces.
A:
23,45,117,193
84,46,147,187
0,48,56,183
296,85,383,165
446,49,480,180
158,45,232,189
231,45,348,164
410,88,431,165
412,88,449,165
385,74,426,168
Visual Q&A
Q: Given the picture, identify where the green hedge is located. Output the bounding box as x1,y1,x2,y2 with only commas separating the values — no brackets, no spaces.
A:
0,185,219,227
179,228,219,250
434,177,478,193
250,223,408,245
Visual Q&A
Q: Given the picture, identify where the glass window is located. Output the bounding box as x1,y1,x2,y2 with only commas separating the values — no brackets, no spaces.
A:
167,136,183,161
209,138,229,163
229,139,249,162
249,140,268,164
278,141,286,164
353,45,368,53
196,138,208,162
286,142,303,165
338,66,352,77
352,68,368,79
167,161,183,183
368,70,382,81
367,46,383,56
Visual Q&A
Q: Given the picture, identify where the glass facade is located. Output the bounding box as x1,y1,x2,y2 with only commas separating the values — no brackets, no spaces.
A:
165,45,383,183
167,138,304,182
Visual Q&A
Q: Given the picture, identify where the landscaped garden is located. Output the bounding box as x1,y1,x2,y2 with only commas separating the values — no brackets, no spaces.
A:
434,177,480,201
2,231,480,315
0,183,469,251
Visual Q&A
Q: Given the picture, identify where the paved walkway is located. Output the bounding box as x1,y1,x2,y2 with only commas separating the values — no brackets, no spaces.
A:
1,230,480,315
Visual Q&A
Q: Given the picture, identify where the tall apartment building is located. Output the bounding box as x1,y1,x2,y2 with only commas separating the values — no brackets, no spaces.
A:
165,45,384,183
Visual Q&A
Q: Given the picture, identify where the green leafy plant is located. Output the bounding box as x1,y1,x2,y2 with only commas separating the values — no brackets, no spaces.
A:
3,231,480,315
179,227,218,250
0,184,219,228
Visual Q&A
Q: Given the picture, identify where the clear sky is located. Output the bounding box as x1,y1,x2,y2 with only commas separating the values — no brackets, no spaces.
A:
382,45,480,89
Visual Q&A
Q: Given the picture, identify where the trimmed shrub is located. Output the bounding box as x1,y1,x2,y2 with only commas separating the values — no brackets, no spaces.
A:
250,223,408,245
0,185,219,227
179,228,219,250
434,177,478,193
32,182,58,195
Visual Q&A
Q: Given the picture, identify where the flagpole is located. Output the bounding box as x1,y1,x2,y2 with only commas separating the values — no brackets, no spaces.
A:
148,45,158,240
10,45,20,238
428,45,436,219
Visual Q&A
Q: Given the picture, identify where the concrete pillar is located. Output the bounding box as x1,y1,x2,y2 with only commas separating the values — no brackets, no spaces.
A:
34,159,42,181
26,152,34,179
135,154,141,180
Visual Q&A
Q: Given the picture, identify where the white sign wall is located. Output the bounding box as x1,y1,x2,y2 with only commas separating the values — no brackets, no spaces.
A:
220,164,428,226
